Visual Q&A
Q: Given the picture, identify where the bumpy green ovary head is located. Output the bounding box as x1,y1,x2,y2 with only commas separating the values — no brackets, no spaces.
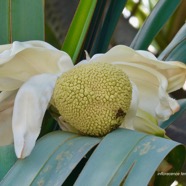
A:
53,62,132,136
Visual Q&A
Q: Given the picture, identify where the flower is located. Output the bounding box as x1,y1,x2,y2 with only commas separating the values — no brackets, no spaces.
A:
53,62,132,136
0,41,185,158
85,46,186,134
0,41,73,158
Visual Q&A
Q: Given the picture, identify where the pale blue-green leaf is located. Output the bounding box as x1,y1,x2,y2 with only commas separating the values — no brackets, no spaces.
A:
0,131,100,185
75,129,146,186
121,136,184,185
130,0,182,50
159,40,186,63
30,135,100,186
0,131,76,185
158,22,186,61
74,129,185,186
0,144,17,181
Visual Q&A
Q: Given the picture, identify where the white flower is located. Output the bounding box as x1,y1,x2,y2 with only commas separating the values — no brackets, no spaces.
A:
85,46,186,134
0,41,185,158
0,41,73,158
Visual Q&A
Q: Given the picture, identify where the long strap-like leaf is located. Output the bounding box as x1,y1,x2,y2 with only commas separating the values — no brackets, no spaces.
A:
0,131,100,185
62,0,97,64
75,129,185,186
90,0,128,55
0,0,44,44
130,0,182,50
158,24,186,63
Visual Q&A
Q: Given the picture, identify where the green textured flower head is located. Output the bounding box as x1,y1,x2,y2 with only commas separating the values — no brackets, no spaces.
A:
53,62,132,136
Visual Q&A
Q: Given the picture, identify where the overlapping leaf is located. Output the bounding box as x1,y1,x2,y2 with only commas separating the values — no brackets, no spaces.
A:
90,0,128,55
158,24,186,63
62,0,97,63
0,0,44,44
1,130,185,186
130,0,182,50
0,144,17,180
0,131,100,185
75,129,185,186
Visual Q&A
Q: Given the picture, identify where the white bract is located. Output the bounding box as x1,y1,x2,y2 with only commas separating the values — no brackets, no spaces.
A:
0,41,185,158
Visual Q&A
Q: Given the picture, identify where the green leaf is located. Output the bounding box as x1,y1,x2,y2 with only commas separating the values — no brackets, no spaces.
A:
74,129,185,186
62,0,97,63
79,0,107,59
11,0,44,41
0,131,100,185
158,24,186,63
162,40,186,63
0,144,17,181
130,0,182,50
90,0,128,55
0,0,9,44
0,0,44,44
160,99,186,129
1,130,185,185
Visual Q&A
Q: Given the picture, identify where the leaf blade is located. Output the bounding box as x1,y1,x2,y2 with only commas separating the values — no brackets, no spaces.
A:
0,131,100,186
11,0,45,42
31,136,100,186
130,0,182,50
74,129,186,186
0,131,78,185
62,0,97,63
158,24,186,62
0,144,17,181
0,0,10,44
91,0,128,55
0,0,44,44
74,129,147,186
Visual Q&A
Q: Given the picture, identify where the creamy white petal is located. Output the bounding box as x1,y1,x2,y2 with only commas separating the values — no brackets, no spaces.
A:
0,43,12,53
90,45,186,93
0,90,17,110
155,93,180,120
0,91,17,146
136,50,158,60
121,80,165,136
114,62,180,120
85,50,90,60
121,82,139,129
133,109,165,136
0,41,74,91
89,48,182,120
12,73,58,158
136,50,186,92
0,77,23,91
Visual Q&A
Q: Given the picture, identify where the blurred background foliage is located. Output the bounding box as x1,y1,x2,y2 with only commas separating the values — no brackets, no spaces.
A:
45,0,186,55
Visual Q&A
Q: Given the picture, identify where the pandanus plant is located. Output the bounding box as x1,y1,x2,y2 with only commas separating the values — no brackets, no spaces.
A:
0,0,186,185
